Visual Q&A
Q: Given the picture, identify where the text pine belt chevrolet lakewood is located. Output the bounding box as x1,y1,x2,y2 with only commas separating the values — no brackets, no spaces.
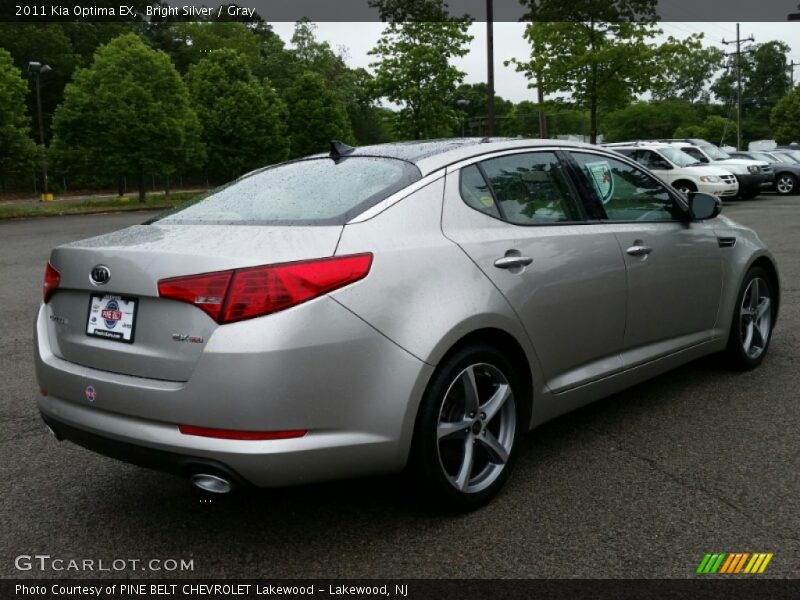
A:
35,139,780,509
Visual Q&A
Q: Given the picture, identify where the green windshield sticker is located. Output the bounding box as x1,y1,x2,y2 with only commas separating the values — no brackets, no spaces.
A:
585,161,615,204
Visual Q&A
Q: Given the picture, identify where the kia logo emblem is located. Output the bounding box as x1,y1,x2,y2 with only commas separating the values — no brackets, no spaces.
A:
90,265,111,285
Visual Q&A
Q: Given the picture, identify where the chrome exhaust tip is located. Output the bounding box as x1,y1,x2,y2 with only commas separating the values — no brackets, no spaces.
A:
190,473,233,494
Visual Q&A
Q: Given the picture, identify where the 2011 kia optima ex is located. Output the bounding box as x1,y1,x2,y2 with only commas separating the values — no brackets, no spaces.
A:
35,139,779,509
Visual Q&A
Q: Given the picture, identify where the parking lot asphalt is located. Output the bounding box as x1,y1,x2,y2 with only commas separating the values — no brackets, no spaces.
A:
1,198,798,579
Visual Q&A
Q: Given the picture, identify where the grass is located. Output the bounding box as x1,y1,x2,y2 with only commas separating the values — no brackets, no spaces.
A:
0,191,198,220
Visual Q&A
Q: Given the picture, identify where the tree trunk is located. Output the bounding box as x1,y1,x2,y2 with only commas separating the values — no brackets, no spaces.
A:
138,166,146,203
537,72,547,138
165,174,170,196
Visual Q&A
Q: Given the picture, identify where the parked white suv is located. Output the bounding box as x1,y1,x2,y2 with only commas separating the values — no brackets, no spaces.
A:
655,139,773,199
604,142,739,198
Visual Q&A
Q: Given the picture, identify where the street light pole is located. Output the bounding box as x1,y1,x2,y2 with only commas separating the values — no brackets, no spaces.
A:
485,0,495,137
456,98,469,137
28,61,52,202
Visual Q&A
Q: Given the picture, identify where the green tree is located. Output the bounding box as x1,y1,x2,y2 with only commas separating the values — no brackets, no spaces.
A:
50,33,203,201
771,88,800,144
0,48,38,188
453,83,514,136
602,100,700,141
283,71,353,157
368,0,473,140
187,49,288,181
0,24,80,143
509,19,681,143
653,42,724,104
171,22,262,73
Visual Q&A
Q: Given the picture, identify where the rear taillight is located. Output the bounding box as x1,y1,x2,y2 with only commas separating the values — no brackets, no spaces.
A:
158,253,372,324
157,271,232,322
43,263,60,302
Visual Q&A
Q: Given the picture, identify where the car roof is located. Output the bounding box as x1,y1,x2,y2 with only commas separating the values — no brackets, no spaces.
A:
603,142,673,150
312,138,605,176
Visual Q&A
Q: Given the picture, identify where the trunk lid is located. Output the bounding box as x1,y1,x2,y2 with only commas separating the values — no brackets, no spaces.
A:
46,224,342,381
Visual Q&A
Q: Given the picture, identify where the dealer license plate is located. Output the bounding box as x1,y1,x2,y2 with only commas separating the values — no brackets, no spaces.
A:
86,294,137,343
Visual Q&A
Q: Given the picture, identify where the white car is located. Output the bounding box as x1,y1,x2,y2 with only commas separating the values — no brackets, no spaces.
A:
604,143,739,198
655,139,773,199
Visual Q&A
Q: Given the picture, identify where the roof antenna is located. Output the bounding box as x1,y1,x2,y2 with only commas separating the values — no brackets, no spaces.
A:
330,140,355,161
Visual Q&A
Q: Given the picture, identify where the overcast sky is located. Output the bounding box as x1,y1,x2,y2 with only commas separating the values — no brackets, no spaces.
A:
270,22,800,104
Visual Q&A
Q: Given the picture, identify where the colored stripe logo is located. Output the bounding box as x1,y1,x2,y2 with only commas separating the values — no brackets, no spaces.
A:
697,552,773,574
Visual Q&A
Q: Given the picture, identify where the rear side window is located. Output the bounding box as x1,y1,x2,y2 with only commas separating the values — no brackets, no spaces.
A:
158,157,420,226
460,165,501,218
462,152,582,225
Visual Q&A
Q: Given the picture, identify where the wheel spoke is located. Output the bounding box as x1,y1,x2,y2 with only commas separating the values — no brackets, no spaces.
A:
437,419,471,440
477,430,509,464
481,383,511,423
749,279,760,310
756,297,771,321
460,366,480,415
453,435,475,491
742,320,754,353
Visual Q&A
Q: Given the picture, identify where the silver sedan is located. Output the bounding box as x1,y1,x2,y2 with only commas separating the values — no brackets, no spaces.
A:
35,139,779,509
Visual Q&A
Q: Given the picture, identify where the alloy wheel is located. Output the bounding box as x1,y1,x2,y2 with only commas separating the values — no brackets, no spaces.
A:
740,277,772,359
436,363,516,494
776,175,795,195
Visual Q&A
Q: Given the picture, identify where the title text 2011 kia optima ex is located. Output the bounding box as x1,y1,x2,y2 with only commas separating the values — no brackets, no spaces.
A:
35,139,779,508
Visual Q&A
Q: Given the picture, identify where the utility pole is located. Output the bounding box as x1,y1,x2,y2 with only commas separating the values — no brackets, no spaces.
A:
789,60,800,87
722,24,754,151
485,0,495,137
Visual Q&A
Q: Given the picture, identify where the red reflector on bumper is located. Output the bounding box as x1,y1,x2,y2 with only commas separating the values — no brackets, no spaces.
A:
178,424,307,441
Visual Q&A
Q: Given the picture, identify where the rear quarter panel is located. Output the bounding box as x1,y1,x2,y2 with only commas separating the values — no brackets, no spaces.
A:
331,176,544,432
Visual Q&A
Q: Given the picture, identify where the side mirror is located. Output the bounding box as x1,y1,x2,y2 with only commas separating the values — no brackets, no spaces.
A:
688,192,721,220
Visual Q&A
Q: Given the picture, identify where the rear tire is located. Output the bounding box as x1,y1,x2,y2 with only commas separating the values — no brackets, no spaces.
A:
723,267,775,370
775,173,797,196
411,344,522,511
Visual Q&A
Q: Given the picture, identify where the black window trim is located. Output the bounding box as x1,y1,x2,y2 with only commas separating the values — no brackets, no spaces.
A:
456,149,591,227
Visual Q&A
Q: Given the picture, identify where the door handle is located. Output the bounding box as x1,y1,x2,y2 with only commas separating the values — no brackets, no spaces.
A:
494,256,533,269
626,245,653,257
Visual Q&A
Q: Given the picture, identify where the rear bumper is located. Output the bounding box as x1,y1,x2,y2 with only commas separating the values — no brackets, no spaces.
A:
34,299,434,487
41,412,252,487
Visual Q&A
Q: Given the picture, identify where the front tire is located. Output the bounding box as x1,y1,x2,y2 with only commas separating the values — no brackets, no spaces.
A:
411,344,522,511
775,173,797,196
724,267,775,370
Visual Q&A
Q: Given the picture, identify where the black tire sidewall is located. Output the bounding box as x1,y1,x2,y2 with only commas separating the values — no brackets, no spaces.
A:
726,267,774,370
411,344,523,511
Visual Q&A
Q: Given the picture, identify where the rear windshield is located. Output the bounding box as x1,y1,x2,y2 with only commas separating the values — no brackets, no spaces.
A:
157,157,420,226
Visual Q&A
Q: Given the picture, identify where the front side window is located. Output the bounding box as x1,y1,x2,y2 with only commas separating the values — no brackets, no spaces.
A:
471,152,582,225
681,147,709,163
570,152,684,222
632,150,671,170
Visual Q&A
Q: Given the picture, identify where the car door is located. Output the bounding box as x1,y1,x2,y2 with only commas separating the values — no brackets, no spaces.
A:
565,150,723,368
441,149,628,393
